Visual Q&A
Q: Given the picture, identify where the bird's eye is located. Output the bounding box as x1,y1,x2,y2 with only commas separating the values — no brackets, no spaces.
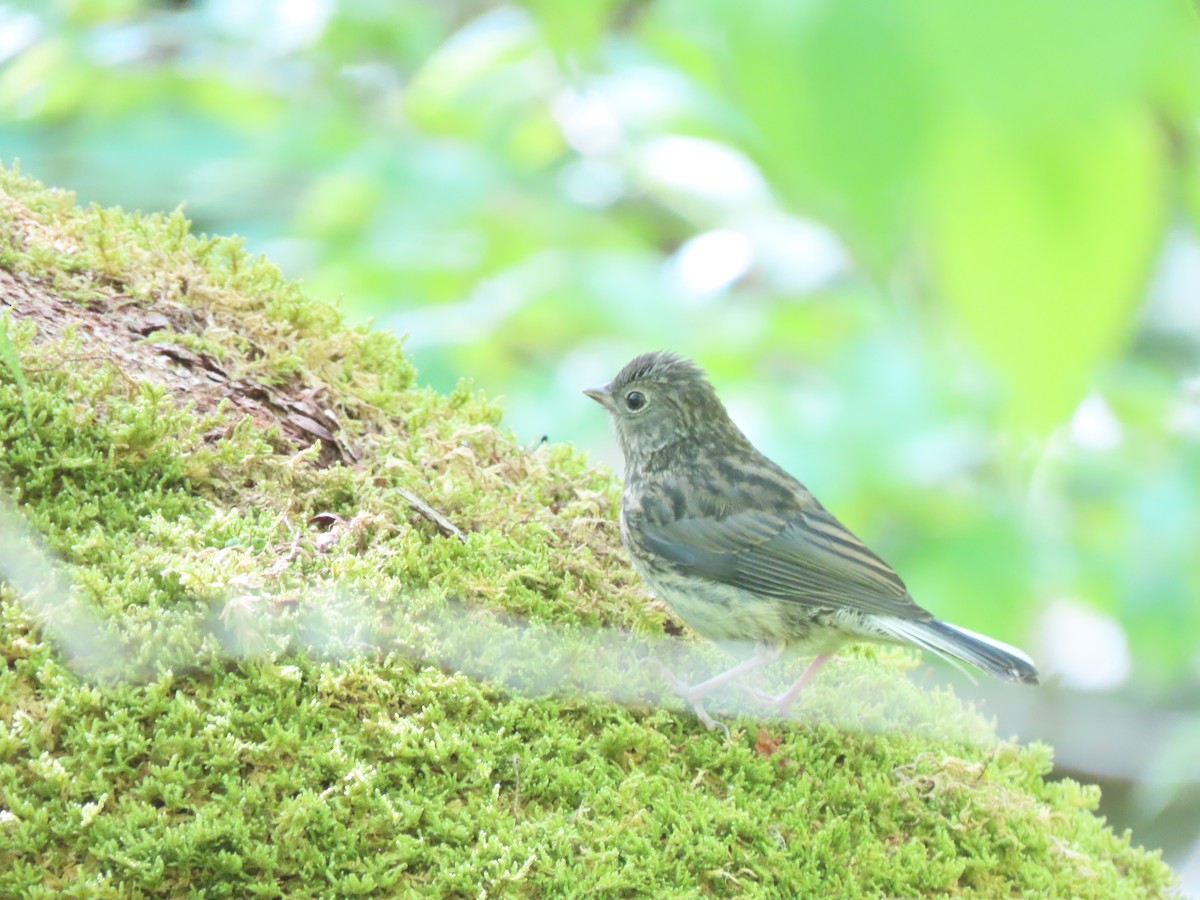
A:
624,390,647,412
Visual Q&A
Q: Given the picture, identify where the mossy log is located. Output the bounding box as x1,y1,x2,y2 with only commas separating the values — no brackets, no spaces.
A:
0,166,1176,897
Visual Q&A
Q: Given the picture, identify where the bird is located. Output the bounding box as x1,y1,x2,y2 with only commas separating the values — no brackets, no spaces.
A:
585,350,1039,731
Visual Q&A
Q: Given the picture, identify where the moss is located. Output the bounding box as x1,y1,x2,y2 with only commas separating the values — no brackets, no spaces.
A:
0,163,1178,897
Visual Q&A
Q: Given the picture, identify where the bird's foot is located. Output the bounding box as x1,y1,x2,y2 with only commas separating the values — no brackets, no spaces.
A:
649,660,731,737
740,684,778,707
739,685,800,721
690,699,730,738
758,657,835,720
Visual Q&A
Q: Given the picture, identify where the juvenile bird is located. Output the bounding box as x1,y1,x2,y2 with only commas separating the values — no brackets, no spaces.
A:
585,350,1038,731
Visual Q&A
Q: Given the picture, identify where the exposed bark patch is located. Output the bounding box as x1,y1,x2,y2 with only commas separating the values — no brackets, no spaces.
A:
0,266,357,466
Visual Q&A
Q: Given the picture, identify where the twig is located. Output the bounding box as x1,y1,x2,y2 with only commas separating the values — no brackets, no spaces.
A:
395,486,465,542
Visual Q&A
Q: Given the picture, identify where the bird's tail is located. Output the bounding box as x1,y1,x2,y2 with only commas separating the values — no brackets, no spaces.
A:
879,618,1040,685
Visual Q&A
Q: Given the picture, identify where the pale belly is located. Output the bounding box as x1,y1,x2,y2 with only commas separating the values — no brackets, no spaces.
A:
631,555,880,653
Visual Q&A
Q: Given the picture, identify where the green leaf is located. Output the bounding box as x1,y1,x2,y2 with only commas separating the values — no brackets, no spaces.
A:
707,0,929,267
521,0,614,59
927,109,1164,430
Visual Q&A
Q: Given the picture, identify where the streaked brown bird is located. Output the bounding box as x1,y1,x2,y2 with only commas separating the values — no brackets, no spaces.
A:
586,350,1038,731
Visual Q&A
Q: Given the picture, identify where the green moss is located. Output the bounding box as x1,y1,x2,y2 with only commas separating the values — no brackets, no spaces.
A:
0,163,1178,897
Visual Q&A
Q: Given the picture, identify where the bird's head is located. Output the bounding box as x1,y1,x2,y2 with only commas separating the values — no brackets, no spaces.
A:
584,350,745,469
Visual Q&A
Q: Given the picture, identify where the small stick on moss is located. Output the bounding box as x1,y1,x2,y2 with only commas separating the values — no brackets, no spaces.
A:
396,485,465,542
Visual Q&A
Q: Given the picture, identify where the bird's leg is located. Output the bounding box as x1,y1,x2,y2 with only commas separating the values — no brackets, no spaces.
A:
773,652,833,717
652,643,786,733
680,642,786,700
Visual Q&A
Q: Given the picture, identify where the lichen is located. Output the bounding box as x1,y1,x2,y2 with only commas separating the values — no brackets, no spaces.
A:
0,163,1177,897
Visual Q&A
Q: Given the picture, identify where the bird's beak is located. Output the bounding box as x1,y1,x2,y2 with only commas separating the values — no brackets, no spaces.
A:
583,387,613,411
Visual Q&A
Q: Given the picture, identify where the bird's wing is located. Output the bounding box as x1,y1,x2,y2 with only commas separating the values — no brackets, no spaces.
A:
637,495,931,621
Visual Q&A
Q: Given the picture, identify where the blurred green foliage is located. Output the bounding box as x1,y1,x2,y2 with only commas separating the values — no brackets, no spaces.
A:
2,4,1200,860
